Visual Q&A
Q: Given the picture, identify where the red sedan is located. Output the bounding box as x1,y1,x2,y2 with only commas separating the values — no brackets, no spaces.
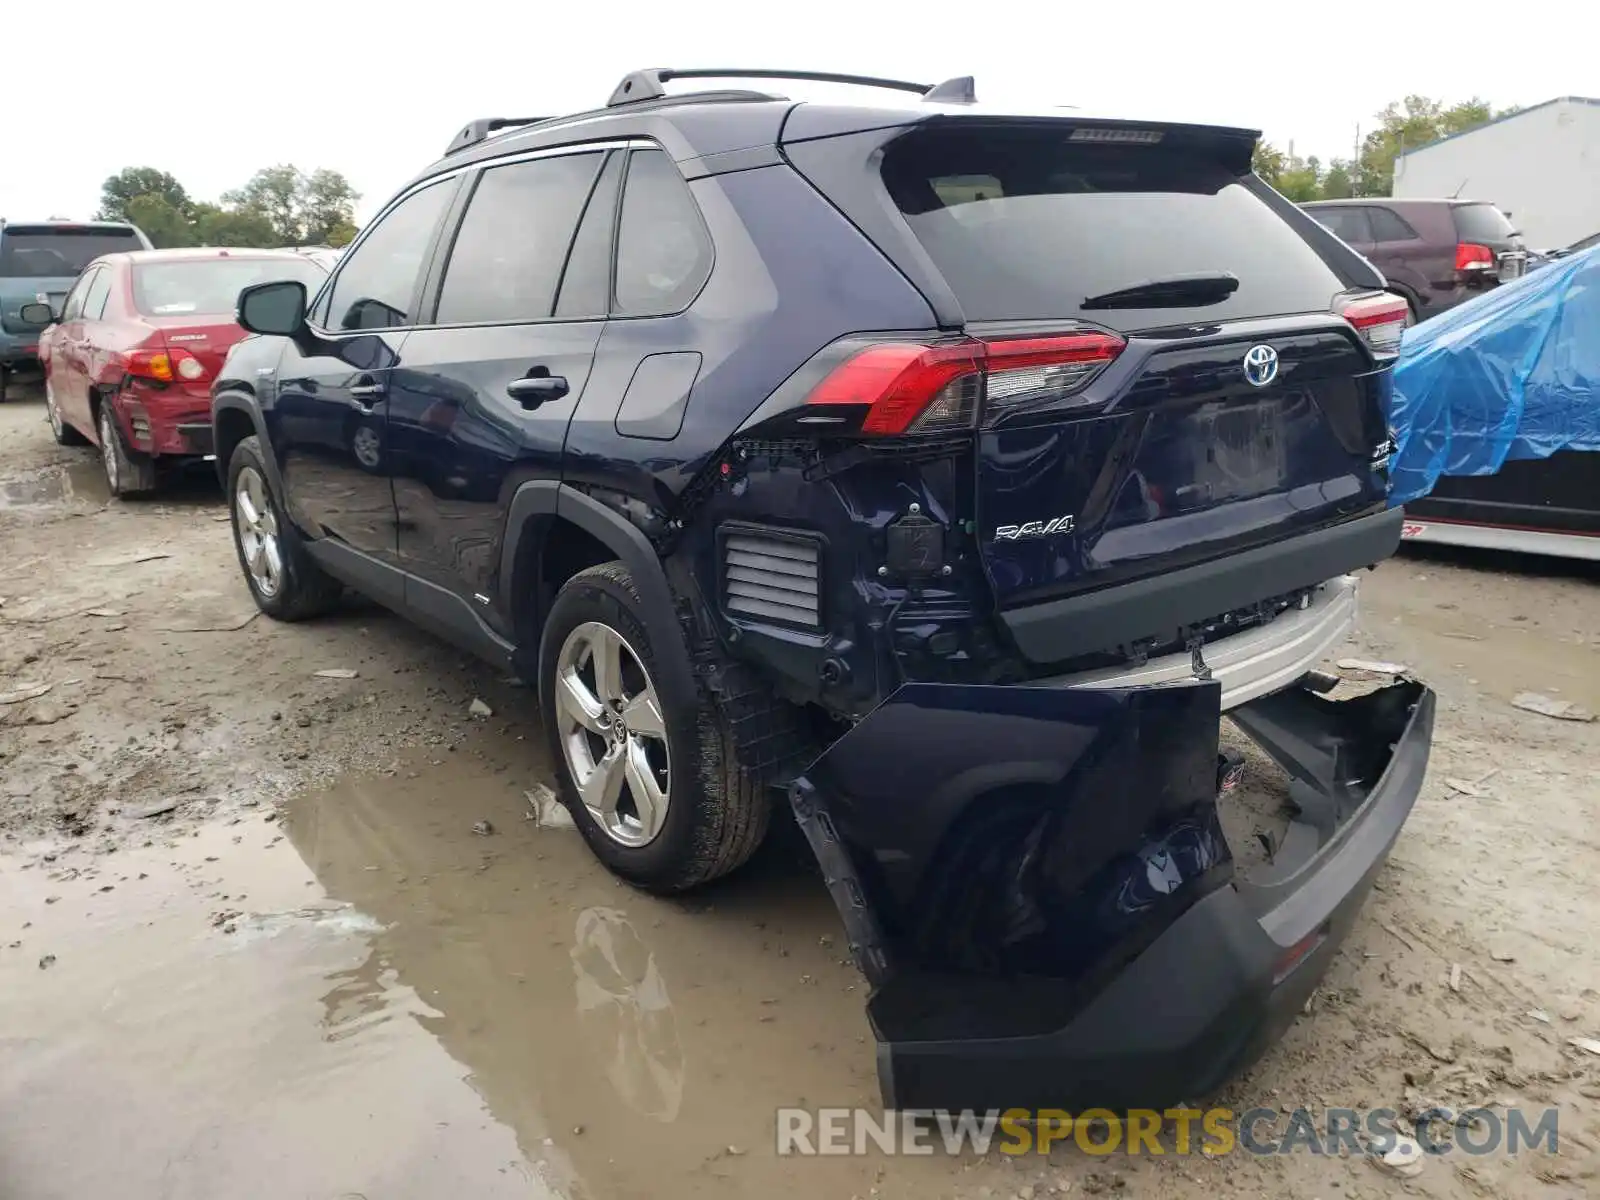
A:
30,248,328,497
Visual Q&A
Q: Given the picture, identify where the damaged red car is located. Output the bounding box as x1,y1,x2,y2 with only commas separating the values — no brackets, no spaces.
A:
28,248,328,497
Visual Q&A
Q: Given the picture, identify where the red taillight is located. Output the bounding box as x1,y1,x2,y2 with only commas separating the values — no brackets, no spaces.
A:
1455,242,1495,272
805,332,1125,436
125,349,173,381
1337,293,1410,357
122,346,207,383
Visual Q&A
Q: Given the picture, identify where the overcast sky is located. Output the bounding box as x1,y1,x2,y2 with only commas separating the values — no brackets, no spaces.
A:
4,0,1591,225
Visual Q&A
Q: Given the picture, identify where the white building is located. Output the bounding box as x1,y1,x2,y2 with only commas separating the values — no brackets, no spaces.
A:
1392,97,1600,251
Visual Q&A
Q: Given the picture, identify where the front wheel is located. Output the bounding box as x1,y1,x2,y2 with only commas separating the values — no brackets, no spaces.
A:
539,561,778,893
46,377,88,446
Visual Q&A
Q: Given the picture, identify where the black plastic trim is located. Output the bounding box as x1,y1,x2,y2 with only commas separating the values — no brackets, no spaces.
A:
1001,507,1404,664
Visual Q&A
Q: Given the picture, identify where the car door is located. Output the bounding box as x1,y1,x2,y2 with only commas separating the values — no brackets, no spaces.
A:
1366,206,1428,306
387,148,614,636
72,264,116,428
51,267,98,428
267,176,458,567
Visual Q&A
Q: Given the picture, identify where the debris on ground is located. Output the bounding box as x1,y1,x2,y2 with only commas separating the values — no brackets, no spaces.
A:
472,820,495,836
1510,692,1595,721
1337,658,1409,676
1569,1037,1600,1056
525,784,574,829
1449,963,1462,992
134,798,183,819
313,668,360,680
469,697,493,717
1444,777,1491,797
38,954,56,970
1370,1135,1425,1178
0,682,53,704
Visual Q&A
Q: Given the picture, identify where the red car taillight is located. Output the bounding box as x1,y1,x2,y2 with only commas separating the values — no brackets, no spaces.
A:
1455,242,1495,272
804,331,1126,435
1337,293,1410,358
120,346,208,383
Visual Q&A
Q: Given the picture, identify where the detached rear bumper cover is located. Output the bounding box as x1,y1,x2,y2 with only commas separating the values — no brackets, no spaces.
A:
789,676,1434,1111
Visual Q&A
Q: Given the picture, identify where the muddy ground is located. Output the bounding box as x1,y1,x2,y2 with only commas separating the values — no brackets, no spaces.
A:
2,384,1598,1200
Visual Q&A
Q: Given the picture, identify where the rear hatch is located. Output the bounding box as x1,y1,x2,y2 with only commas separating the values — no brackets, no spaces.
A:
0,225,144,334
787,116,1396,622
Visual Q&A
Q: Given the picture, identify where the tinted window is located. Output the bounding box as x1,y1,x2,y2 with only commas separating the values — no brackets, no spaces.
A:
60,269,96,320
1311,206,1374,244
1452,203,1517,242
555,153,623,319
1368,208,1419,242
613,150,713,317
0,227,141,278
82,267,114,320
436,153,601,325
132,257,327,317
881,129,1348,330
322,180,452,331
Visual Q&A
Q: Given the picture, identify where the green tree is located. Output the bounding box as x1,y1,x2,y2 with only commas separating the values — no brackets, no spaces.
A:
97,167,190,222
223,164,304,243
1320,160,1356,200
299,169,361,246
1252,141,1288,189
1356,96,1497,197
325,219,359,248
124,194,195,248
191,202,278,248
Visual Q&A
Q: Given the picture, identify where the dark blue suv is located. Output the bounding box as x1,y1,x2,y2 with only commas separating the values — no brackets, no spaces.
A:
215,69,1435,1112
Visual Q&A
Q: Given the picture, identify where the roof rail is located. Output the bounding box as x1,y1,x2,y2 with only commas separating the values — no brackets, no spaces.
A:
606,68,976,107
444,116,553,157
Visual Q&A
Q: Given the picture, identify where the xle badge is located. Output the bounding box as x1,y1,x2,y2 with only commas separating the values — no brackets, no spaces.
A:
994,515,1075,541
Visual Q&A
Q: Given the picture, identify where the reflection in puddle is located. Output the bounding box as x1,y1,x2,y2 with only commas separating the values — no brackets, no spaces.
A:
572,906,685,1122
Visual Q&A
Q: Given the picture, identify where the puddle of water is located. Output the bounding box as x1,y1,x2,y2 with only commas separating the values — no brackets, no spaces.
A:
282,745,980,1199
0,460,107,513
0,821,563,1200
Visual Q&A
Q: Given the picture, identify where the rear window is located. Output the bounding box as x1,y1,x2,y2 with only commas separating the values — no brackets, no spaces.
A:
132,257,328,317
880,129,1347,331
0,227,143,278
1451,203,1516,242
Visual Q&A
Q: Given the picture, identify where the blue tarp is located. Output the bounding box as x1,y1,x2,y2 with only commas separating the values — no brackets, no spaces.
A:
1387,244,1600,505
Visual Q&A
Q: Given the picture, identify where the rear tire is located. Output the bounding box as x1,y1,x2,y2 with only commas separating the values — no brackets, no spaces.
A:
539,561,787,893
45,377,88,446
97,397,156,498
227,434,343,621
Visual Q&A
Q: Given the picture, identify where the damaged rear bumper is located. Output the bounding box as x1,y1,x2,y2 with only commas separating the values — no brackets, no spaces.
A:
789,675,1434,1112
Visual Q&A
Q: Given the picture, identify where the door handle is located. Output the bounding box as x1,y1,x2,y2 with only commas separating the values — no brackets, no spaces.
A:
349,377,384,410
506,373,570,410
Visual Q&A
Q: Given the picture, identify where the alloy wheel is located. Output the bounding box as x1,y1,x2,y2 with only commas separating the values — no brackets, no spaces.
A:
554,621,671,848
234,465,284,599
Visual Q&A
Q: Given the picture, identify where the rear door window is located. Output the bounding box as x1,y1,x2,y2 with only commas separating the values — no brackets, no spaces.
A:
82,267,114,320
555,152,624,319
1368,208,1419,242
0,227,142,278
320,179,453,331
1452,203,1517,242
612,150,713,317
1309,207,1374,245
435,152,602,325
879,128,1349,331
60,269,96,321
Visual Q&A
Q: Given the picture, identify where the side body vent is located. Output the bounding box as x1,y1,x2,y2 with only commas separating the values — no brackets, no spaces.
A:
720,525,822,631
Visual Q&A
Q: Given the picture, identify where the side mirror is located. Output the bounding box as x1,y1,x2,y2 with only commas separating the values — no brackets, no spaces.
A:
19,302,56,325
237,280,308,337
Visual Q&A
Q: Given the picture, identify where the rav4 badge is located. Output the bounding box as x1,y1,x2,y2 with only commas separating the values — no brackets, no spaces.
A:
994,515,1075,541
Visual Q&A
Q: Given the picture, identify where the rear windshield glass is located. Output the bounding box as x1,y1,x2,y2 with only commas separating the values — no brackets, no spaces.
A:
132,257,328,316
1451,203,1517,242
0,228,142,278
880,128,1347,331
